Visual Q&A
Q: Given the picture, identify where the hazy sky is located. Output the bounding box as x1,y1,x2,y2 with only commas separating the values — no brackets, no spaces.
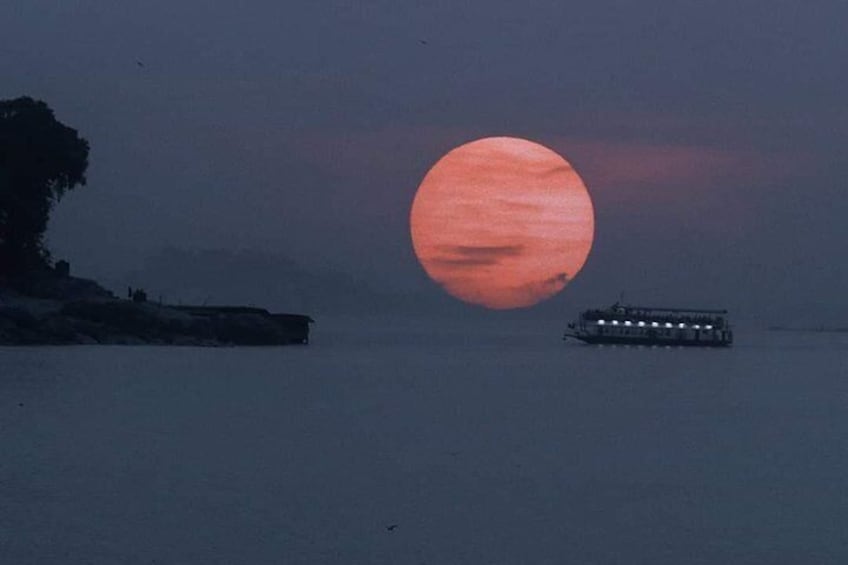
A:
2,1,847,323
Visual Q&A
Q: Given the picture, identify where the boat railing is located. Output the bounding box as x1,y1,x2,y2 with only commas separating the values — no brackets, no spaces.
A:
580,310,728,328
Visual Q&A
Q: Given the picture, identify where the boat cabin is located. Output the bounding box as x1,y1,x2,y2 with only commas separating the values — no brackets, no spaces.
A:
565,303,733,347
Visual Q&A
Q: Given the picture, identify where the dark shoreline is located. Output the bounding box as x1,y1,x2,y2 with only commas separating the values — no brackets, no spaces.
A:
0,274,312,346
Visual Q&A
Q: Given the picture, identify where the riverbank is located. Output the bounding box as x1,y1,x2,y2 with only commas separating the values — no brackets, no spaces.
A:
0,273,312,346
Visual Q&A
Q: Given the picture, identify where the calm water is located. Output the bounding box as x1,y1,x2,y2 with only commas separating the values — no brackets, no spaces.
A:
3,321,848,564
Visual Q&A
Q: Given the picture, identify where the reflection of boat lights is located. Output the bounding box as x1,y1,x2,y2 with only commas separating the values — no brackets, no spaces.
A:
612,321,619,325
705,325,713,330
638,321,646,327
694,325,701,329
665,323,673,328
598,320,606,325
624,321,632,326
651,322,659,327
678,323,686,328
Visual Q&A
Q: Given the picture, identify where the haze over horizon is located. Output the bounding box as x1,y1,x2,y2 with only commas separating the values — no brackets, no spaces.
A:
3,1,847,325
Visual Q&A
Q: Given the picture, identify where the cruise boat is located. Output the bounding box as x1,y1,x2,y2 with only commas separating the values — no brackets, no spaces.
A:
563,303,733,347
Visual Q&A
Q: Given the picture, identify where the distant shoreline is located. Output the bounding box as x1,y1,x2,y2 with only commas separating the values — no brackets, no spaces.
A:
768,326,848,334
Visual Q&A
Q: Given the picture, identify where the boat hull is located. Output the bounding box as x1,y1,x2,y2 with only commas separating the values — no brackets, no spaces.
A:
564,333,732,347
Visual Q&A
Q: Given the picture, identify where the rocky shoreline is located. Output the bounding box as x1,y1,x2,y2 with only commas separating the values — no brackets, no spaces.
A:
0,274,312,346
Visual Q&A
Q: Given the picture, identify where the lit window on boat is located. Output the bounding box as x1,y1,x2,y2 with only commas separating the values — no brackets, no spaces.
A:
665,323,673,328
651,322,659,327
624,321,632,326
597,320,606,325
612,320,619,325
638,321,646,327
705,325,713,330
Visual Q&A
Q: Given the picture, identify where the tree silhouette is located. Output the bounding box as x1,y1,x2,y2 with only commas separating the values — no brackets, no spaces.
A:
0,97,89,276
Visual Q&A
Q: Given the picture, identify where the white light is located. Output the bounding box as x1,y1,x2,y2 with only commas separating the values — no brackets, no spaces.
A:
638,321,645,327
597,320,606,325
651,322,659,327
705,325,713,330
624,321,632,326
665,323,673,328
678,323,686,328
612,320,619,325
694,324,701,329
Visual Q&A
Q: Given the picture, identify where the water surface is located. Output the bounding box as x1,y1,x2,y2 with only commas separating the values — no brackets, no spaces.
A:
3,323,848,564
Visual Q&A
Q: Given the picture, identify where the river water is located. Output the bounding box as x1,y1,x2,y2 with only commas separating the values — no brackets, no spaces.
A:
2,321,848,564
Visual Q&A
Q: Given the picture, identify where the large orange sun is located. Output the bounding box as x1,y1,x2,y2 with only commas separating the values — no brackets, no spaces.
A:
410,137,595,309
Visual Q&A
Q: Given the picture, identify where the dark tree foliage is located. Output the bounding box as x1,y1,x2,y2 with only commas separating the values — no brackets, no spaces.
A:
0,97,89,276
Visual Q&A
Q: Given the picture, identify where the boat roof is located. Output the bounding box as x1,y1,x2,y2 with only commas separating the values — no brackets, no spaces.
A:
618,305,727,315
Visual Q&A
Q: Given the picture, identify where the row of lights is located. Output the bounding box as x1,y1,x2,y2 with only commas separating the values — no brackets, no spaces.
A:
596,320,713,330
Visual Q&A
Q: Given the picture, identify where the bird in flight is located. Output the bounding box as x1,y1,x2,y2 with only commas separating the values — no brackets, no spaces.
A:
136,60,145,68
386,524,398,531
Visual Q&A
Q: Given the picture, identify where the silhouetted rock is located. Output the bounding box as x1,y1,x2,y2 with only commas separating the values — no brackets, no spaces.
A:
54,260,70,278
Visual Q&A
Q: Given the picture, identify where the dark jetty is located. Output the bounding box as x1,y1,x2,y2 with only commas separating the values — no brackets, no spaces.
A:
0,271,313,346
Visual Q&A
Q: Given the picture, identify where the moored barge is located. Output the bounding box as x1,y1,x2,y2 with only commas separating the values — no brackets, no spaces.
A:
564,303,733,347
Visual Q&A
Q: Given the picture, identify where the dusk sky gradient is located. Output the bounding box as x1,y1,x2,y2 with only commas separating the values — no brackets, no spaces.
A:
2,1,847,323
